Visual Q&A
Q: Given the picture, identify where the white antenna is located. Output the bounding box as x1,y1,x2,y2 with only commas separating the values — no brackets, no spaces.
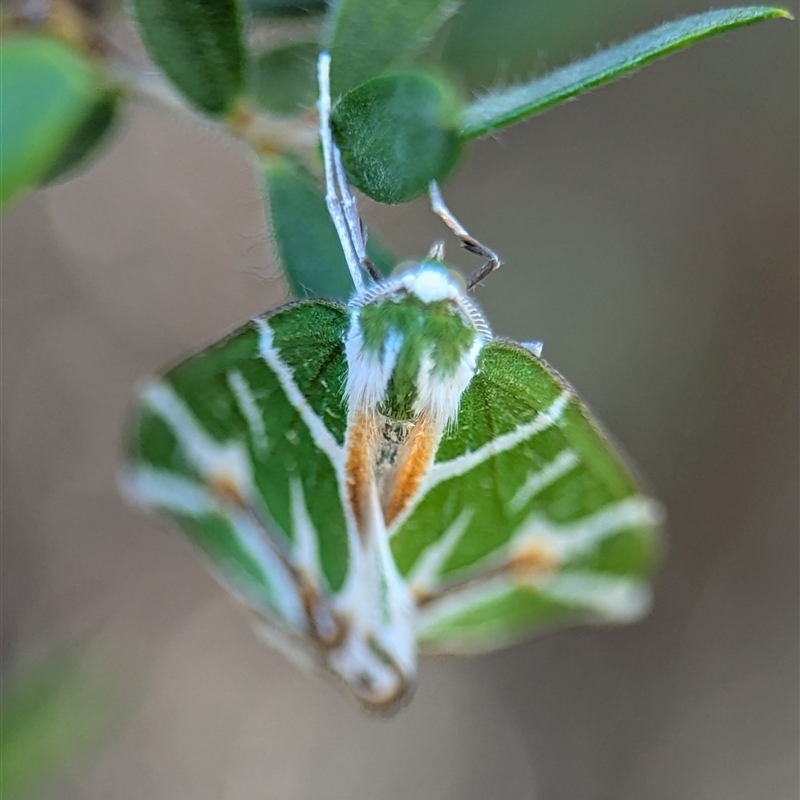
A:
317,52,368,293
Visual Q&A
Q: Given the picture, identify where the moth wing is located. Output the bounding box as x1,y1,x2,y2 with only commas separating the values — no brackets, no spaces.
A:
122,299,353,638
390,340,663,654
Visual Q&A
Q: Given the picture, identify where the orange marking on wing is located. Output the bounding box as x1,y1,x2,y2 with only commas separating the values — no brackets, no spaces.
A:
383,415,439,526
507,541,556,579
411,584,434,605
207,472,248,509
345,409,380,540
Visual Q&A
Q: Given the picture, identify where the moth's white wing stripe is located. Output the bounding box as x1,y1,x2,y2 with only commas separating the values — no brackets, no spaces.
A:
428,389,572,487
407,507,475,594
289,477,321,580
537,572,652,621
420,571,651,634
121,466,307,628
230,514,308,628
121,466,215,515
515,496,664,562
425,495,662,591
227,369,268,455
140,381,254,491
415,570,650,639
255,319,342,465
509,449,580,513
415,574,510,632
389,389,572,537
256,318,368,607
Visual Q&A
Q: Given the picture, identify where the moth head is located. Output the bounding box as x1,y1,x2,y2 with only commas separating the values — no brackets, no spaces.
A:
345,263,491,428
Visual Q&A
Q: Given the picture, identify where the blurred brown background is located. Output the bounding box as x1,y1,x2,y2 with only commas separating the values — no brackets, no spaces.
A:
2,1,798,798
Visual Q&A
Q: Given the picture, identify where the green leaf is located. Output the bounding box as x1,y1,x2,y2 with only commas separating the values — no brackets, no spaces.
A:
332,71,462,204
1,655,113,800
39,92,121,185
130,0,246,116
459,6,793,140
246,0,327,16
252,42,319,116
262,156,395,299
0,36,101,211
326,0,459,95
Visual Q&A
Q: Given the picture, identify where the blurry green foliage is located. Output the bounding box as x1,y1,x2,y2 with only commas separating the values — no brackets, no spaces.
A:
0,36,103,209
252,42,319,116
1,654,114,800
263,156,395,299
325,0,459,95
458,7,792,139
129,0,247,115
0,1,790,292
39,91,122,184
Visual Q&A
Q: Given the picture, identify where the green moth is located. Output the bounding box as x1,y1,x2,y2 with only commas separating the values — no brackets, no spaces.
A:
121,54,662,714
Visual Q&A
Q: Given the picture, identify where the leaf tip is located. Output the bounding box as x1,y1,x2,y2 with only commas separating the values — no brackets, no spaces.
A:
757,6,795,21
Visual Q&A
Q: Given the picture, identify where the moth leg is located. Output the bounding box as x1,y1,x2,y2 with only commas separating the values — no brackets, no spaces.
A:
520,340,544,357
428,180,502,290
317,53,380,289
426,240,446,262
356,217,383,282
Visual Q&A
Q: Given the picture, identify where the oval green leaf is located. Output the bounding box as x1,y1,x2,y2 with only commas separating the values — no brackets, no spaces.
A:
262,156,395,299
252,42,319,116
39,92,121,185
459,6,792,140
332,71,462,204
130,0,246,116
325,0,458,95
1,36,101,211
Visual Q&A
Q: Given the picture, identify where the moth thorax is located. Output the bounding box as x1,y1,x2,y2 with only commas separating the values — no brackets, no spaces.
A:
374,416,413,475
345,264,491,431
